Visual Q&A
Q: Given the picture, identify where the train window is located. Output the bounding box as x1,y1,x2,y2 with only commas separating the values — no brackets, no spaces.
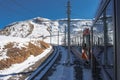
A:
93,17,104,46
92,0,114,79
93,0,113,62
106,1,113,46
105,0,114,66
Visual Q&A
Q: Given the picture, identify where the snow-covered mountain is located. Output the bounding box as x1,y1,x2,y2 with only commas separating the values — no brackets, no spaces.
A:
0,17,93,45
0,17,93,79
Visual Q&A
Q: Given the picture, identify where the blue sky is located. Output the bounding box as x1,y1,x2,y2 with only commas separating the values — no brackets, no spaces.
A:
0,0,100,29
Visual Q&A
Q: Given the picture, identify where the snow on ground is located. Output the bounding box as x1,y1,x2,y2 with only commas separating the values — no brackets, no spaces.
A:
9,22,32,38
48,46,74,80
0,50,8,60
0,45,52,80
0,35,30,48
0,36,30,60
28,21,50,38
0,35,53,79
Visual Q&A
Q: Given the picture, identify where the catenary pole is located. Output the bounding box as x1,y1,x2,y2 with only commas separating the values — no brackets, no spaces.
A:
67,0,71,65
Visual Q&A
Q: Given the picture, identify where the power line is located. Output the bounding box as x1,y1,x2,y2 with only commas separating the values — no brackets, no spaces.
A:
0,0,40,19
0,0,27,18
10,0,38,15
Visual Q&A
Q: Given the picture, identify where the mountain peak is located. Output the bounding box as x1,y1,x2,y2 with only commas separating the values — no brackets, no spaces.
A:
33,17,50,21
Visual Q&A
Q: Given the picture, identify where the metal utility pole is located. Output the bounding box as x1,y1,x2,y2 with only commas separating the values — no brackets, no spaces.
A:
58,30,59,46
50,28,52,45
65,25,67,46
50,32,51,44
103,11,108,66
91,27,93,69
80,33,82,46
67,0,71,65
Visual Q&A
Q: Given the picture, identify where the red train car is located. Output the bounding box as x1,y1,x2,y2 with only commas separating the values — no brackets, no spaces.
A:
81,28,91,62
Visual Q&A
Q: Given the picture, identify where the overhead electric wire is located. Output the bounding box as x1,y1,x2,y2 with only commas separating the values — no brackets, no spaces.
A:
10,0,38,15
6,0,52,22
0,0,40,19
0,0,27,18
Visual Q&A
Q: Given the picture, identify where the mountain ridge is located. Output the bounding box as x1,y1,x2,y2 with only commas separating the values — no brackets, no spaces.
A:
0,17,93,39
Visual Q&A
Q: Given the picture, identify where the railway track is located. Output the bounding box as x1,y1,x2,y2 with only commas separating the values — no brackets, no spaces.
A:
28,46,59,80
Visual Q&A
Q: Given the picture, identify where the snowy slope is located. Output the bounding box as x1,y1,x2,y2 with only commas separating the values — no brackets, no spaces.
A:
0,36,30,60
0,35,52,79
0,17,92,79
0,17,93,45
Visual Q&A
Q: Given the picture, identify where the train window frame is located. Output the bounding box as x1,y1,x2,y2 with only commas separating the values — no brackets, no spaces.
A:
92,0,114,80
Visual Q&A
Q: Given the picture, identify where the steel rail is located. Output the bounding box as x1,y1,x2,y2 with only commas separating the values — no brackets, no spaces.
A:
28,46,59,80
